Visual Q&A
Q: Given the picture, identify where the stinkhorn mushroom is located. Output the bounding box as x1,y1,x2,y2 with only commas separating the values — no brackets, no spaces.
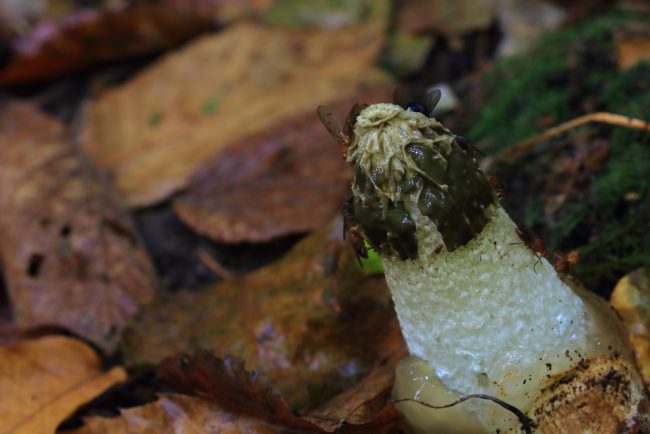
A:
318,90,649,433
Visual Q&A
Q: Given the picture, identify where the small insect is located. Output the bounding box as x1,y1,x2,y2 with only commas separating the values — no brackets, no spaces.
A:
514,227,547,272
393,86,442,117
341,194,368,264
317,102,366,159
553,250,581,274
485,174,505,199
455,134,486,159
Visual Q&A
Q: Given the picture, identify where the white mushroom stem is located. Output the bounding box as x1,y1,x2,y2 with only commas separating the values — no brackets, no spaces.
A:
387,204,628,432
340,102,649,433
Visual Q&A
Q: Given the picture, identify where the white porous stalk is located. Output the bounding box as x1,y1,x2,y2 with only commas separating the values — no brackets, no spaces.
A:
346,103,643,433
385,205,588,392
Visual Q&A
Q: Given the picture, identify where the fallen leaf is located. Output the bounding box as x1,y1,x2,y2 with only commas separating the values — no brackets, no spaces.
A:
0,335,126,434
396,0,496,36
0,1,221,86
81,12,389,207
305,354,406,433
160,355,323,432
121,220,406,415
172,86,392,243
0,296,20,346
610,267,650,389
159,352,405,433
0,102,156,352
617,35,650,70
70,394,290,434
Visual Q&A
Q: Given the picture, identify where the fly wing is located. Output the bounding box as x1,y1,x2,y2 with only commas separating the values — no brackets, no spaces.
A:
318,105,352,158
317,105,344,142
343,103,366,140
425,88,442,116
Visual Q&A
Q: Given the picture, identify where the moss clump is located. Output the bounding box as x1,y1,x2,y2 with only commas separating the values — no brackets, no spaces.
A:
467,8,650,295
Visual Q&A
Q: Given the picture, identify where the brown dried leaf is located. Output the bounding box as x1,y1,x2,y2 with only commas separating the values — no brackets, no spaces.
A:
305,354,406,433
81,15,389,207
172,86,392,243
0,293,18,346
0,1,221,86
0,336,126,434
70,394,291,434
159,352,405,433
0,102,156,352
616,24,650,71
121,221,406,417
160,355,323,432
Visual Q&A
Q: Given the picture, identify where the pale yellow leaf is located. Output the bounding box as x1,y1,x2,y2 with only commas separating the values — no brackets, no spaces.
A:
0,336,126,434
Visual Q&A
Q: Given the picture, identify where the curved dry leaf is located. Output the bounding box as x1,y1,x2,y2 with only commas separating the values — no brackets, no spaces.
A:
160,355,323,432
0,102,156,352
121,221,406,416
304,356,403,432
70,394,289,434
0,336,126,434
0,1,220,86
81,12,389,207
159,352,405,433
172,87,392,243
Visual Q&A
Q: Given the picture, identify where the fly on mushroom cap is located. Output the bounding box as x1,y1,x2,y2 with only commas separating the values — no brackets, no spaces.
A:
319,89,498,260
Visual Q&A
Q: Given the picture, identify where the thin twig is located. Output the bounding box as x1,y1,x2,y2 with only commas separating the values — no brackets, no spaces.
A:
196,248,235,279
393,394,534,434
499,112,650,161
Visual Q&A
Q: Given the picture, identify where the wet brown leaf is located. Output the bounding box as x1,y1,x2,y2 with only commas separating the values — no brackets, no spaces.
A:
0,102,156,352
172,86,392,243
160,355,323,432
81,13,389,207
70,394,290,434
0,1,222,86
121,220,406,416
159,352,405,433
0,336,126,434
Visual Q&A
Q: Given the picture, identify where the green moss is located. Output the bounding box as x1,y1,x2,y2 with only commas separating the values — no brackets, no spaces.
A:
469,8,650,295
468,8,649,152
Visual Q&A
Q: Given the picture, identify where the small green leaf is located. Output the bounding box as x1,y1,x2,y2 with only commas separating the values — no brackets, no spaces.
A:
360,242,383,274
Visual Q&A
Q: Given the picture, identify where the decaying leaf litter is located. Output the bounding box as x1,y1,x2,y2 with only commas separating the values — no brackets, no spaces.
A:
0,0,649,432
